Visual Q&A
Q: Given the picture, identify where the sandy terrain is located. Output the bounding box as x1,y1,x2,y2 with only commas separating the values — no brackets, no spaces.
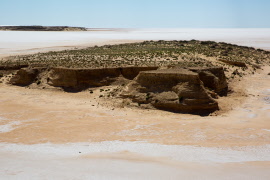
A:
1,142,270,180
0,65,269,179
0,67,270,147
0,29,270,179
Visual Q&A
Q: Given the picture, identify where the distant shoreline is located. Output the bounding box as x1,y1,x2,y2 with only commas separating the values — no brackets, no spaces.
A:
0,26,135,32
0,25,87,31
1,29,270,58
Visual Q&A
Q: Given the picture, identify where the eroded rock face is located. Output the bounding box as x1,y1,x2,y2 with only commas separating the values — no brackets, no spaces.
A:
120,67,158,80
10,68,39,86
47,67,158,91
0,64,28,70
9,66,158,90
47,67,121,91
9,65,227,115
188,67,228,96
218,59,247,67
121,68,221,115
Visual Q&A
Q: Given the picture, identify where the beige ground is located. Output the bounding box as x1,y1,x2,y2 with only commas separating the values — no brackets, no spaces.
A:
1,66,269,147
0,34,270,179
1,142,269,179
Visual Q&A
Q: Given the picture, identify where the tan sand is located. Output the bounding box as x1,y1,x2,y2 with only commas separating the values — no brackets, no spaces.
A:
0,66,269,147
0,33,270,179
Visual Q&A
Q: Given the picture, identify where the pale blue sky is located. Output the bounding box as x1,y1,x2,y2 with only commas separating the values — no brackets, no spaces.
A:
1,0,270,28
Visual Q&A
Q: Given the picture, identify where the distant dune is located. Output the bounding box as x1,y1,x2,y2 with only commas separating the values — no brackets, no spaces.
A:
0,25,87,31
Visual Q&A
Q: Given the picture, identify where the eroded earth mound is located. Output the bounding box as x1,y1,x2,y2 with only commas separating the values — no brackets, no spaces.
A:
9,66,158,90
121,67,227,115
6,65,227,115
188,67,228,96
4,40,261,115
47,66,158,91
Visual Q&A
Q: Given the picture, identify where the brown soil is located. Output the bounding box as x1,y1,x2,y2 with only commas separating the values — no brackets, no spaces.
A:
0,66,269,147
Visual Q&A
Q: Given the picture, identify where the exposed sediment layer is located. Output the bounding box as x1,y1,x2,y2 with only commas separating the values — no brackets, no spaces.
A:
0,64,29,70
121,67,226,115
10,68,40,86
47,67,159,91
7,65,227,115
188,67,228,96
218,59,247,67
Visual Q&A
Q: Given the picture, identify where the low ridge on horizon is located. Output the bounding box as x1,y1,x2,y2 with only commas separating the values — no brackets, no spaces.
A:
1,0,270,28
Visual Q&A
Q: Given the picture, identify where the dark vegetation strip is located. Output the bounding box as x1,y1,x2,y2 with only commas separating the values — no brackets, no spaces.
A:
1,40,269,69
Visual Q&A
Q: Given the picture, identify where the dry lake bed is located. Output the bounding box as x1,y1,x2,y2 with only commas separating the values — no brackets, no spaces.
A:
0,29,270,180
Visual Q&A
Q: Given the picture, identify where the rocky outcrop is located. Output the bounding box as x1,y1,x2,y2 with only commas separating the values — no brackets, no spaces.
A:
218,59,247,67
0,64,28,70
47,66,158,91
121,68,226,115
9,65,228,115
47,67,121,91
9,66,158,90
10,68,40,86
188,67,228,96
120,67,158,79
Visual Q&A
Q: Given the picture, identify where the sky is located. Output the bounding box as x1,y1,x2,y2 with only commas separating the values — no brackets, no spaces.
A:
0,0,270,28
